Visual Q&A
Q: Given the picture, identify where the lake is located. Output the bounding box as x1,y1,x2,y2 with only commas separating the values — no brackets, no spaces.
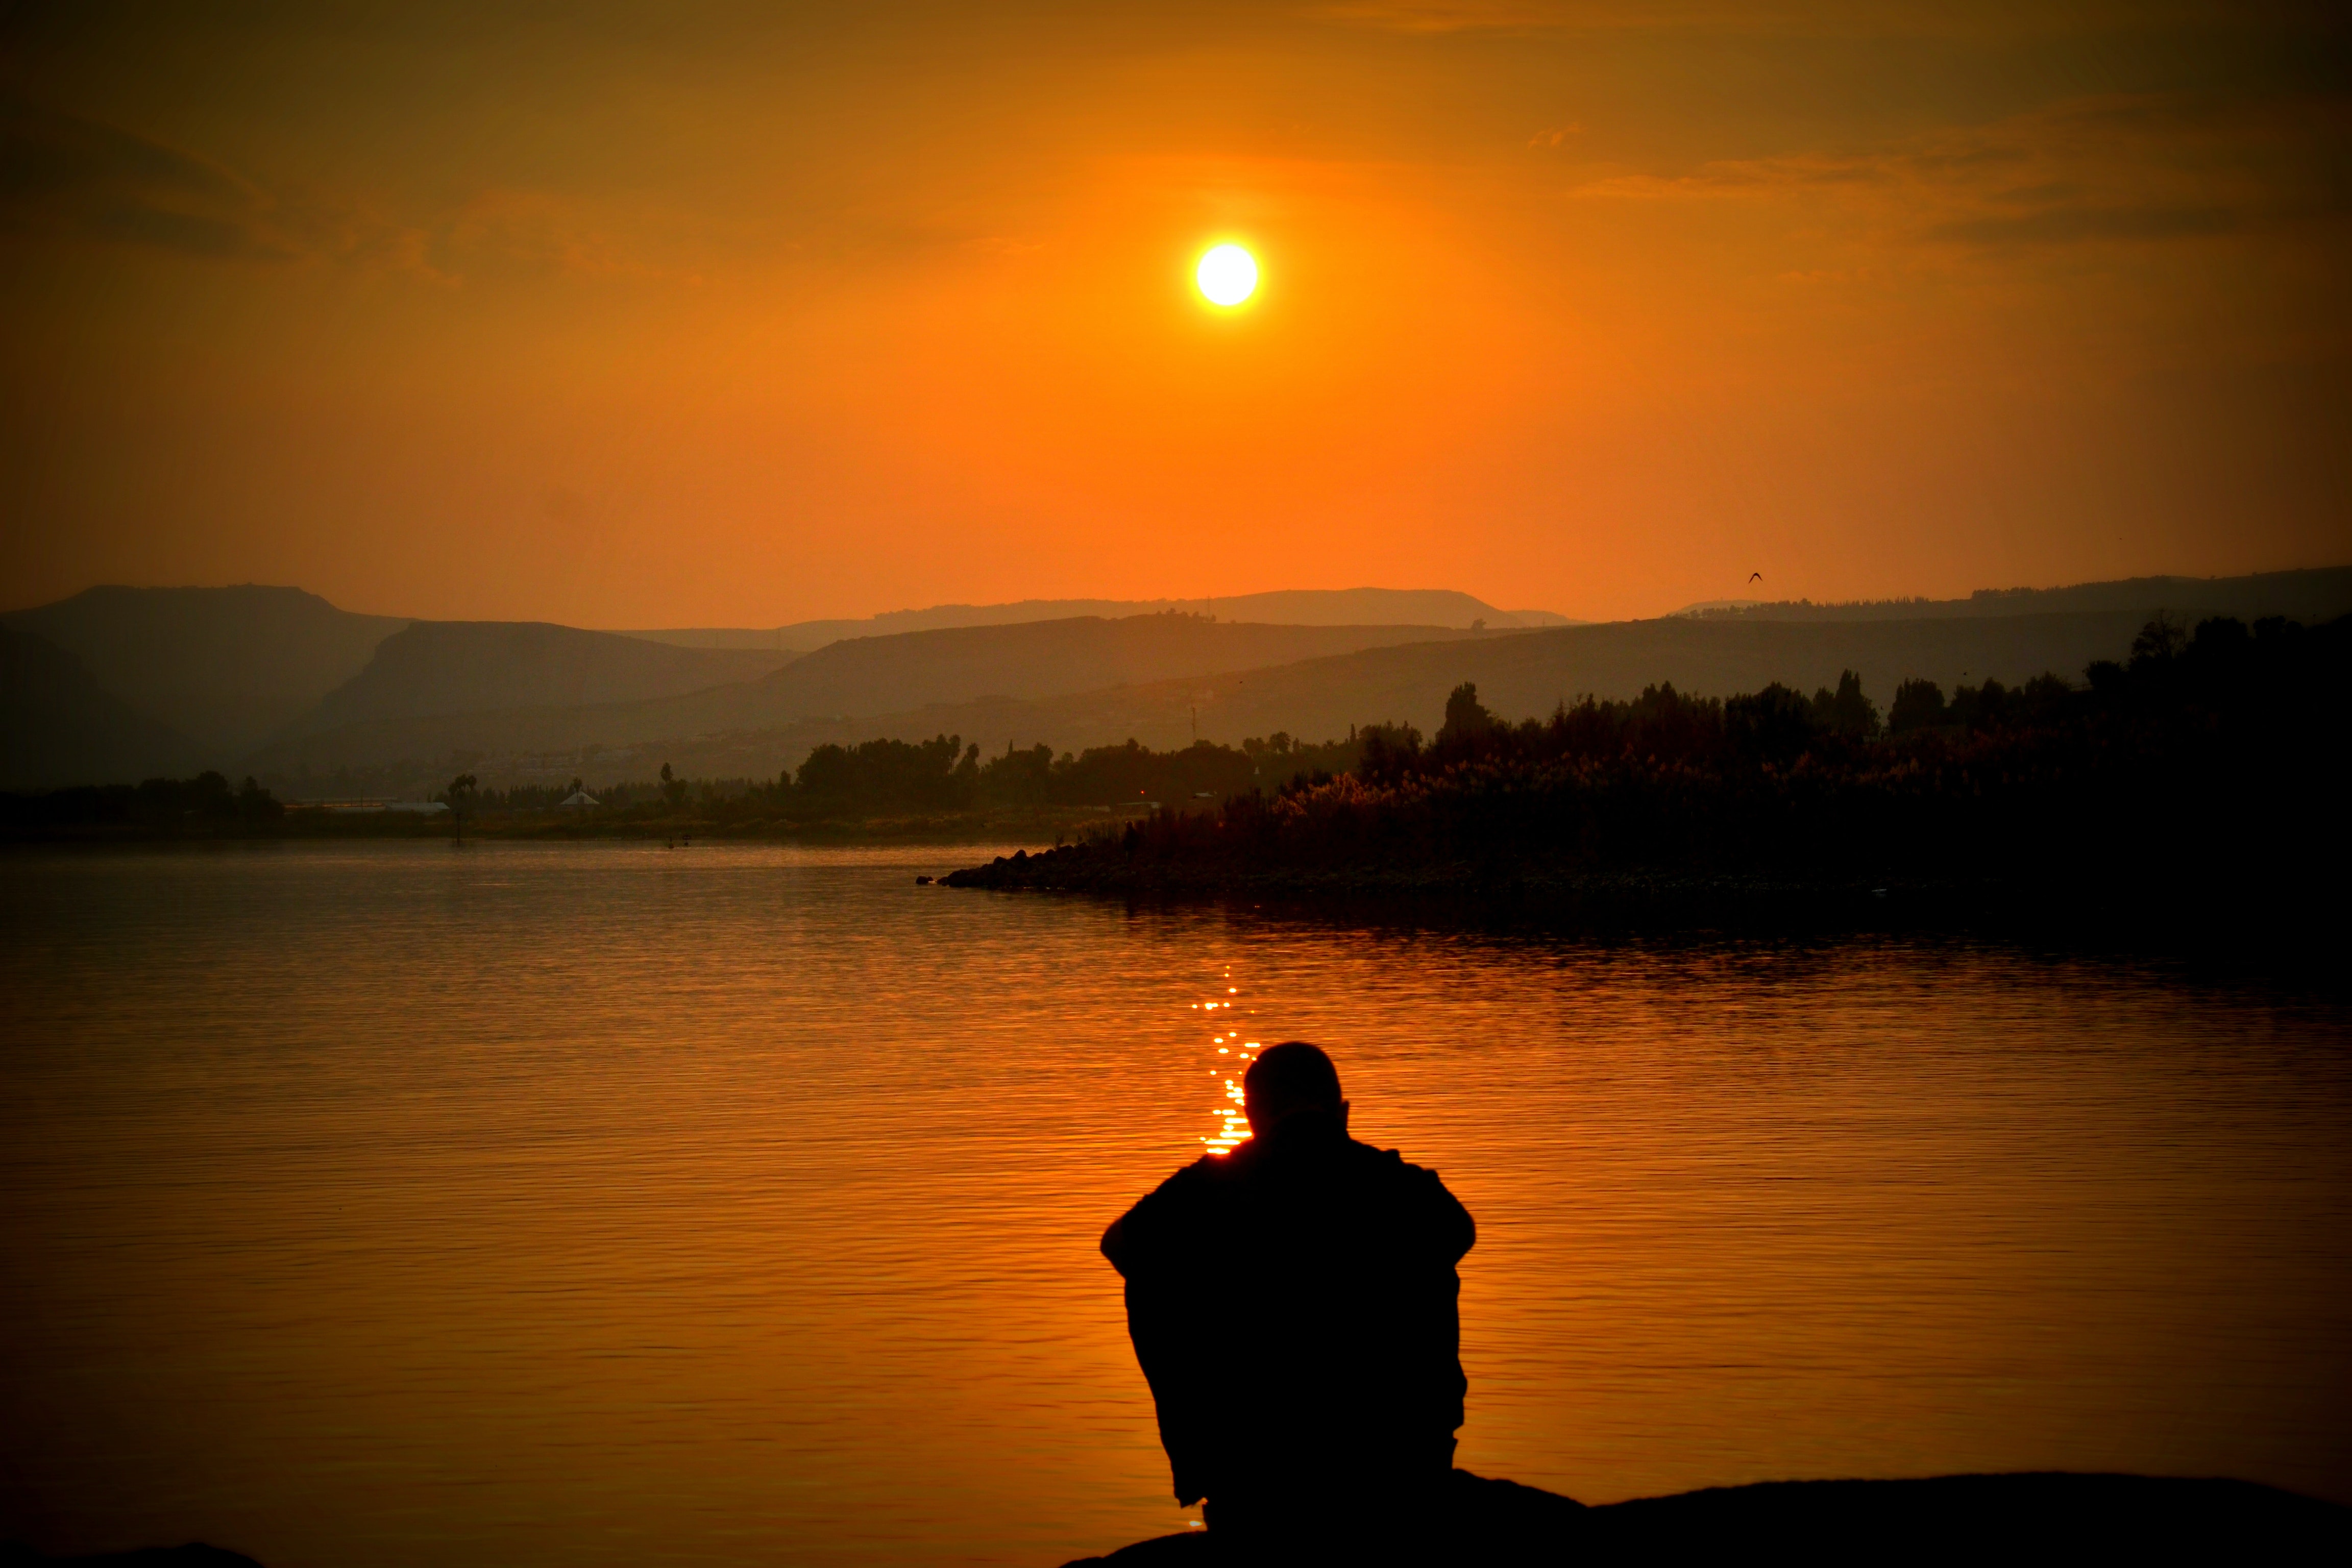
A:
3,842,2347,1565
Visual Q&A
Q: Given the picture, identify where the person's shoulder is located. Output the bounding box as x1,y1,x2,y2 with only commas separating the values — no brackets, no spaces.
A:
1347,1138,1466,1200
1345,1136,1435,1178
1147,1151,1241,1203
1346,1139,1475,1252
1110,1153,1235,1270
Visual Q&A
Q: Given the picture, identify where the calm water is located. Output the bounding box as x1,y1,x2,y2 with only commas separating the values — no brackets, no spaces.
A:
3,843,2347,1565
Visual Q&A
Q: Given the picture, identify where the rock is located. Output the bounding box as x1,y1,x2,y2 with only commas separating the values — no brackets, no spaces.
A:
1061,1471,2348,1564
1587,1473,2346,1556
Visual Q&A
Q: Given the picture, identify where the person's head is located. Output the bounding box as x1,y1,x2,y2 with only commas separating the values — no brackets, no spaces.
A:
1243,1041,1348,1135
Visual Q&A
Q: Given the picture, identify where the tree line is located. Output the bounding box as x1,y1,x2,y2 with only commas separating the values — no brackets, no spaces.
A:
0,771,285,835
523,729,1406,826
967,612,2349,890
11,613,2339,860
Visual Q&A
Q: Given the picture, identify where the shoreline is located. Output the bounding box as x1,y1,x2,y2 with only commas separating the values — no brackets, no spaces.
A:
940,848,2347,960
0,810,1109,848
1067,1471,2351,1564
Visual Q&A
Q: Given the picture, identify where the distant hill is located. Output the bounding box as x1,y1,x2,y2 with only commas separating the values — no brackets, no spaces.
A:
700,610,2190,770
242,608,2209,795
622,587,1573,651
0,584,411,759
0,624,206,789
239,566,2352,796
242,611,2166,795
1024,610,2172,753
672,615,1477,726
251,615,1475,778
1680,566,2352,624
284,621,799,736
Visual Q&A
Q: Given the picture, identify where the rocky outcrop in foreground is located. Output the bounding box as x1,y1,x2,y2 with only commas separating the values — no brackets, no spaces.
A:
11,1473,2339,1567
1064,1471,2349,1563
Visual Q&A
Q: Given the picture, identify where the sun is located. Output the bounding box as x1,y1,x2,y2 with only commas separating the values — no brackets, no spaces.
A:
1196,243,1258,307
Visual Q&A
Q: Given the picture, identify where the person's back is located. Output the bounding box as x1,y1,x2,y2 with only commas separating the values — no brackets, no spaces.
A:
1101,1043,1475,1556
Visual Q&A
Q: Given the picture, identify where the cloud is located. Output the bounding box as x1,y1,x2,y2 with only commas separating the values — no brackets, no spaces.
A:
1563,91,2349,255
0,95,707,287
1927,203,2243,247
1309,1,1565,31
0,94,290,259
1304,2,2247,36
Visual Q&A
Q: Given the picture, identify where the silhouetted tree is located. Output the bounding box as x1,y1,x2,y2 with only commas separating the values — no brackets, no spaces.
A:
1949,678,2007,729
1438,682,1500,749
1889,678,1946,733
1724,683,1817,766
442,772,478,841
1356,721,1425,784
980,741,1057,805
660,762,687,809
235,775,282,826
2131,612,2188,668
1809,669,1881,739
793,733,978,817
2013,672,2076,726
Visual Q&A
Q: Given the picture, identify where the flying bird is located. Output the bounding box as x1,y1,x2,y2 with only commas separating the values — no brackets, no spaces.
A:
1748,572,1763,583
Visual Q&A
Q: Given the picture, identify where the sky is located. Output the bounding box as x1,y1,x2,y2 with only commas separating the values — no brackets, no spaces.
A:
2,1,2346,626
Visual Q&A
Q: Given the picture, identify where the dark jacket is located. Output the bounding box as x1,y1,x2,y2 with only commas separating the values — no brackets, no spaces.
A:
1101,1111,1476,1508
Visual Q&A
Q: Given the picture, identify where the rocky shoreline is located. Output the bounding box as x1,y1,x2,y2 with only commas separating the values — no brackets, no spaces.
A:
1065,1471,2350,1563
9,1471,2341,1565
948,845,1935,909
940,847,2234,941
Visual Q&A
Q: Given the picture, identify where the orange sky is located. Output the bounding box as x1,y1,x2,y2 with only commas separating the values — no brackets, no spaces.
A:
2,2,2346,625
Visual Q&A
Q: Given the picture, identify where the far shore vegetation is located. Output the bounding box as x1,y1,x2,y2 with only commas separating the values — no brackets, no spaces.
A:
9,617,2344,923
0,727,1367,844
946,612,2349,912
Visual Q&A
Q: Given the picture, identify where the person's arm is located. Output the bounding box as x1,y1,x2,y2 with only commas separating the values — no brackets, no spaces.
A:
1100,1213,1131,1273
1104,1162,1199,1276
1102,1187,1165,1277
1102,1172,1216,1504
1424,1168,1476,1263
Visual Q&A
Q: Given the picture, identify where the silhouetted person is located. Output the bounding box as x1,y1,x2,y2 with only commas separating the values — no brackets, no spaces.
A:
1100,1043,1474,1561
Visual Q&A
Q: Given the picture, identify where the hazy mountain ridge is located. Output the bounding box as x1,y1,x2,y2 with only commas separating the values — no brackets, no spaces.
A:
248,616,1478,778
622,587,1573,651
0,584,410,756
0,624,206,789
286,621,799,736
13,569,2349,793
1071,610,2171,751
667,616,1477,727
244,604,2310,797
817,609,2203,768
1680,567,2352,624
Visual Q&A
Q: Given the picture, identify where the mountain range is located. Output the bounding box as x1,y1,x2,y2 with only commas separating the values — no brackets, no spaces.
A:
4,569,2347,793
3,585,410,756
1680,570,2352,624
620,587,1572,652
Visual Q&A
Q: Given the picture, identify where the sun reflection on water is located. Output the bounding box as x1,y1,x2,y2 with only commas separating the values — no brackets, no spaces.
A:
1194,965,1258,1155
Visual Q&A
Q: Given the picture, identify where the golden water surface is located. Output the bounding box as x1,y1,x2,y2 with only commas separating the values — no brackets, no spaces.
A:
3,843,2347,1565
